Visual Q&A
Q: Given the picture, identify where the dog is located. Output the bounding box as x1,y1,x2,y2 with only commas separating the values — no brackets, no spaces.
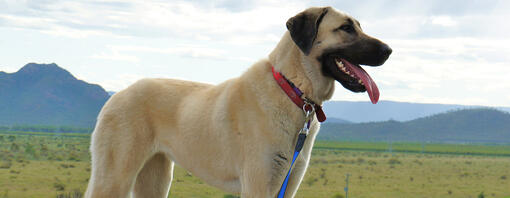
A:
85,6,391,198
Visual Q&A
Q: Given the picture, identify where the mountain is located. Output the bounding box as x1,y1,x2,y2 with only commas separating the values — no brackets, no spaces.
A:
0,63,109,127
322,100,510,123
318,108,510,143
324,117,352,124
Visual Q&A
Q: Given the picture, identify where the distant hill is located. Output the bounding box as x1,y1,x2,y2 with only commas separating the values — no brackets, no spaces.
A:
322,100,510,123
0,63,109,127
324,117,352,124
2,62,510,141
318,108,510,143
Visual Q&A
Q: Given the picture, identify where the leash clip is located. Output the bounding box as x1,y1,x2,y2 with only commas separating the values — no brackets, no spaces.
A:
300,101,315,135
302,100,315,118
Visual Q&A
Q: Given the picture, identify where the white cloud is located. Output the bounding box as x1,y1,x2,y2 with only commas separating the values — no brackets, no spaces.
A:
429,15,457,27
91,52,140,63
91,45,255,62
0,0,304,43
2,0,510,107
99,73,146,91
342,37,510,106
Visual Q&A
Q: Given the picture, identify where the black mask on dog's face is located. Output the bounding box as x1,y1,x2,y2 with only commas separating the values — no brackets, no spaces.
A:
286,7,392,104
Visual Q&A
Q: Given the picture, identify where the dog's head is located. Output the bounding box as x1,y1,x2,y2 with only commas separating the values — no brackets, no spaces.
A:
286,7,391,104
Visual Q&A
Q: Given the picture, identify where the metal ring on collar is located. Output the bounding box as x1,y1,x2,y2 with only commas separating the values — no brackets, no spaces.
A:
302,101,315,116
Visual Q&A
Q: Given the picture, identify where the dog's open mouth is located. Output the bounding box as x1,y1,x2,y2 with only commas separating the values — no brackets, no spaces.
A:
322,56,380,104
318,39,391,104
334,58,379,104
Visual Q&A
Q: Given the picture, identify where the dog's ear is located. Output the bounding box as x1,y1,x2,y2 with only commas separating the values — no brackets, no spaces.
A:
286,7,329,55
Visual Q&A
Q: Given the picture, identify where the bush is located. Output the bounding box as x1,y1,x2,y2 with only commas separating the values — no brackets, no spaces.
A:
305,177,318,186
24,143,36,157
2,189,8,198
8,135,15,142
10,143,20,152
68,152,80,161
368,160,377,165
55,189,83,198
332,193,345,198
320,168,327,179
9,170,20,174
413,159,423,165
54,182,66,191
0,161,12,169
388,158,401,165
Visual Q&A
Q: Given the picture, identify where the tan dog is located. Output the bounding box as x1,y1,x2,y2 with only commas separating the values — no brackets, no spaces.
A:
85,6,391,198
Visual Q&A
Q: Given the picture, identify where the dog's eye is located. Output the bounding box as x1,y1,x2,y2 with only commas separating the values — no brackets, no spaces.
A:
336,24,355,33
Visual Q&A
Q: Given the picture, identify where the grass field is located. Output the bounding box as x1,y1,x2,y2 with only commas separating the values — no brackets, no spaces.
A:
1,132,509,198
315,141,510,156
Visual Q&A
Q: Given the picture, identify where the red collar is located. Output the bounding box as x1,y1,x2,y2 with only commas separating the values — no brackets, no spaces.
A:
271,66,326,122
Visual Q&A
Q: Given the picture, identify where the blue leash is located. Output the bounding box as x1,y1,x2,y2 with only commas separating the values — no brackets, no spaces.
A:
277,133,307,198
277,106,313,198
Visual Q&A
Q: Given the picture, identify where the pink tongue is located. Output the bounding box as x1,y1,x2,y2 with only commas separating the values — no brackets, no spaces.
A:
340,59,380,104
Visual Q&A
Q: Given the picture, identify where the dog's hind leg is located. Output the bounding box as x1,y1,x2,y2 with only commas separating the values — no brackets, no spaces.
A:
85,119,156,198
133,153,174,198
85,141,149,198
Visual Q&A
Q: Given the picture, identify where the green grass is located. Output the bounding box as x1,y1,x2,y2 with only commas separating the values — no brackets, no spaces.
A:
1,132,509,198
0,131,90,138
315,141,510,156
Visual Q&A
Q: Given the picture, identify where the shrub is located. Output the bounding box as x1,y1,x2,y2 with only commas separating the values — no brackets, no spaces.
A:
305,177,318,186
55,189,83,198
9,170,20,174
2,189,8,198
368,160,377,165
68,152,80,161
388,158,401,165
24,143,36,157
54,182,66,191
40,144,49,156
7,135,15,142
413,159,423,165
0,161,12,169
460,172,469,177
332,193,345,198
320,168,326,179
10,143,20,152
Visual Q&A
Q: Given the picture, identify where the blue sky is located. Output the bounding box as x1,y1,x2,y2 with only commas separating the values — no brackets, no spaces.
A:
1,0,510,106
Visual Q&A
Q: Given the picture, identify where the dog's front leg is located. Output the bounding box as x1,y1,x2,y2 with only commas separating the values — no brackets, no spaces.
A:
278,123,318,198
240,159,274,198
240,149,291,198
278,154,310,198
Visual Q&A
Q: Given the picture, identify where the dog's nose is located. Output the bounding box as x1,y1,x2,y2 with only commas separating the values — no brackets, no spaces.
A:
380,44,392,57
